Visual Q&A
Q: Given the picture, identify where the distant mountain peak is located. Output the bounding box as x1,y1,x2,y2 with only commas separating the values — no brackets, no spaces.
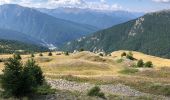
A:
38,7,143,29
0,4,98,48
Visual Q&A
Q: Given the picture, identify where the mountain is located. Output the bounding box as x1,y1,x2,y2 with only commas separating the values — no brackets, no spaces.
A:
0,39,49,54
0,4,98,47
61,10,170,58
38,7,143,29
0,28,42,45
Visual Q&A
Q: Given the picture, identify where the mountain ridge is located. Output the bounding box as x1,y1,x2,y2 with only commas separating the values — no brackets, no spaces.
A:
61,10,170,58
38,7,143,29
0,4,98,47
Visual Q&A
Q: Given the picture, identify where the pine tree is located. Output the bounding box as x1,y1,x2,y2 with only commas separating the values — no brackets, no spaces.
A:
1,57,44,97
1,57,24,96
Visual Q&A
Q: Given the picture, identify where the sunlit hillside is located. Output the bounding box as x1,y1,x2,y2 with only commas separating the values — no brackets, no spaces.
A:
112,50,170,68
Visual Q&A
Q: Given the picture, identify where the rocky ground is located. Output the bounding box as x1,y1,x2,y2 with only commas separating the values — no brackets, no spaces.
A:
47,79,145,96
45,79,170,100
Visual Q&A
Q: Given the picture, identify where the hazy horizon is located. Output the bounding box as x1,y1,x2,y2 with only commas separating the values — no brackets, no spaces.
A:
0,0,170,12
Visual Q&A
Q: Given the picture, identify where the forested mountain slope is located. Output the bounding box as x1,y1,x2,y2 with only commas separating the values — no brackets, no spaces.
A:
62,10,170,58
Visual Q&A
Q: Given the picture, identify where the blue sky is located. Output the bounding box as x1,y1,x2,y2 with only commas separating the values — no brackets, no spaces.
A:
0,0,170,12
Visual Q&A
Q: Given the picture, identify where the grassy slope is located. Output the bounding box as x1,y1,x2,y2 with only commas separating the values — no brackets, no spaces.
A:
112,50,170,68
0,51,169,97
0,50,169,75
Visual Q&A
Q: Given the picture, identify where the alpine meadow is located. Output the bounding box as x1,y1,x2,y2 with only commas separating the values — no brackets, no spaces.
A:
0,0,169,100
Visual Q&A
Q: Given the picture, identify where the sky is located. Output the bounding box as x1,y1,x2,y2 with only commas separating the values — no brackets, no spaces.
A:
0,0,170,12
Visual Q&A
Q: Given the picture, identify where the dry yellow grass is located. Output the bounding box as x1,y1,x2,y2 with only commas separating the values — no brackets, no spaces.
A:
0,50,170,77
0,51,123,76
112,50,170,68
0,51,169,97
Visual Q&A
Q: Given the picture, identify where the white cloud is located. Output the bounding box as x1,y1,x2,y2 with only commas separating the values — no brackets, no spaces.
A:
0,0,13,3
0,0,122,11
152,0,170,3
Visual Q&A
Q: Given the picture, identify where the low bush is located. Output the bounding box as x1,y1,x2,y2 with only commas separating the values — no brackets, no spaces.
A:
79,48,84,52
13,53,21,60
126,51,136,60
35,82,56,95
31,53,35,57
145,61,153,68
87,86,105,99
99,53,104,57
121,52,126,57
65,51,69,56
48,52,52,56
137,59,144,67
39,53,43,56
126,54,135,60
0,59,3,62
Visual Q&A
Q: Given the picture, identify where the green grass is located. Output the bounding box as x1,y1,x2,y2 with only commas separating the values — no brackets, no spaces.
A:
35,84,56,95
87,86,106,99
150,83,170,96
118,68,139,75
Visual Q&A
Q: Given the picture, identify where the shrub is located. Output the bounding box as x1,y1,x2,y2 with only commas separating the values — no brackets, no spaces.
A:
87,86,105,99
126,54,135,60
39,53,43,56
13,53,21,60
145,61,153,68
48,52,52,56
121,52,126,57
79,48,84,52
99,53,104,57
35,82,56,95
65,51,69,56
0,59,3,62
31,53,35,58
1,57,45,97
137,59,144,67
